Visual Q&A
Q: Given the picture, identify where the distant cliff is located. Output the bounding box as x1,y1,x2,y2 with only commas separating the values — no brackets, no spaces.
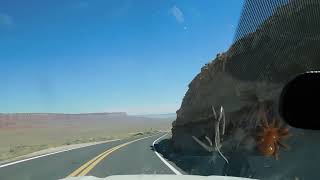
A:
0,112,127,121
172,0,320,152
0,112,173,131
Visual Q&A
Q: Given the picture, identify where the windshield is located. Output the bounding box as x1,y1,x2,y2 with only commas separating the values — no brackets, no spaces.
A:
0,0,319,180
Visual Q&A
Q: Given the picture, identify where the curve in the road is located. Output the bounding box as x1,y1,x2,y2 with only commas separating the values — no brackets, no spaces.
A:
0,132,181,180
68,133,176,177
152,133,182,175
0,139,121,168
68,133,183,177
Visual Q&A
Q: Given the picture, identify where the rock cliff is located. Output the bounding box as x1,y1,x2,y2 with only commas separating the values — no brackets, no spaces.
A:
172,0,320,152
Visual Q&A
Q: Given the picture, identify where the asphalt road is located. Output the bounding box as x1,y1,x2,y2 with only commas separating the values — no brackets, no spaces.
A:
0,133,176,180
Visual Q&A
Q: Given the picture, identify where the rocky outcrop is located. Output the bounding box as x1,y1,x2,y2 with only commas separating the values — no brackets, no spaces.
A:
172,0,320,153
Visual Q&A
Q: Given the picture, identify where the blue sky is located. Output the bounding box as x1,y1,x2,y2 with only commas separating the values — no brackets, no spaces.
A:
0,0,243,115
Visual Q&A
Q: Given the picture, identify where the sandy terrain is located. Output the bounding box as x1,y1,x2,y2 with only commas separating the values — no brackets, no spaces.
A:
0,113,172,161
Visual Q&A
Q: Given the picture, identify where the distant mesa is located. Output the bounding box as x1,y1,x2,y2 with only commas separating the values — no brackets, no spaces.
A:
134,113,176,119
0,112,127,121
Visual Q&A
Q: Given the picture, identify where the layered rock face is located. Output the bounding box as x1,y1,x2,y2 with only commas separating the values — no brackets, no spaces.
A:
172,0,320,152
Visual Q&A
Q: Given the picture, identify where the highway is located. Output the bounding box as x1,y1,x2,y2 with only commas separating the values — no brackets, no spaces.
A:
0,133,181,180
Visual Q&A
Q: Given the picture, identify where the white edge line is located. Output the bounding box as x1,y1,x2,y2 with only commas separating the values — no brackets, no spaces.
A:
152,133,182,175
0,139,121,168
0,133,162,169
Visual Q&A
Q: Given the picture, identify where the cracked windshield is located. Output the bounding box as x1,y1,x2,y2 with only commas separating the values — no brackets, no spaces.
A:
0,0,320,180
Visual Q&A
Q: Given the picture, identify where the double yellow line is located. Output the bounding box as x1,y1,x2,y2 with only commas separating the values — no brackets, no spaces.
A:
67,134,157,177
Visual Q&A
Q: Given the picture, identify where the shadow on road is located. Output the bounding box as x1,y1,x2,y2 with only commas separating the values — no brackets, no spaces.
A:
152,130,320,180
152,138,255,177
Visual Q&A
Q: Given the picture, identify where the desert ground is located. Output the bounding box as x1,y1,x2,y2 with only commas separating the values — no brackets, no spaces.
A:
0,113,173,161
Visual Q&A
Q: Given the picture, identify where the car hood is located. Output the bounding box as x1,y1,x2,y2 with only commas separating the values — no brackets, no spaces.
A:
61,175,257,180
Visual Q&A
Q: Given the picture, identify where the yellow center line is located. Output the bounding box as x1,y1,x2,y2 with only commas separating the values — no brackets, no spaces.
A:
67,134,158,177
67,147,117,177
78,143,128,176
